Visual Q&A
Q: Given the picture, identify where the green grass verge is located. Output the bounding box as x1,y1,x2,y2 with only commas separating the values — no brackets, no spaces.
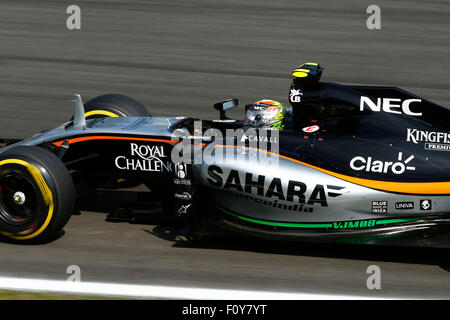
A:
0,290,124,300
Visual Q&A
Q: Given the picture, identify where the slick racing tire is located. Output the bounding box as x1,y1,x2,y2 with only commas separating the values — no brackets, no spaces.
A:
82,94,150,119
0,146,75,244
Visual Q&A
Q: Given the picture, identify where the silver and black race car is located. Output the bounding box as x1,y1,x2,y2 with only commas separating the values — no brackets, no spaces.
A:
0,63,448,247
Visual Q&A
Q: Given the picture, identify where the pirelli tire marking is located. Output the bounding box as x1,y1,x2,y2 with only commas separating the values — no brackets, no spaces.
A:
84,110,119,118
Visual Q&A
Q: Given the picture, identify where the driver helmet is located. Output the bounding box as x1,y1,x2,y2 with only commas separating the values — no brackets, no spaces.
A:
245,100,286,129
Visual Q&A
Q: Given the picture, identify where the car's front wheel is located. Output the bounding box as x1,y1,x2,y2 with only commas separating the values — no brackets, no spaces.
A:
0,146,75,243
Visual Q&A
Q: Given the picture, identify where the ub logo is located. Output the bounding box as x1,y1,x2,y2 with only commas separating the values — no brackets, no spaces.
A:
289,89,303,103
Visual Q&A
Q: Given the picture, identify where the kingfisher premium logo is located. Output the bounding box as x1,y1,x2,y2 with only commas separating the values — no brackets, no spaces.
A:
406,128,450,152
115,143,172,172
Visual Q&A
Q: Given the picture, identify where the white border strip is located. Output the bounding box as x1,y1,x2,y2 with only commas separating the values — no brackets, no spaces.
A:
0,276,392,299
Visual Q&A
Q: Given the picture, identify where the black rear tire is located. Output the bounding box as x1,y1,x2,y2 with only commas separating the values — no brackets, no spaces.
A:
0,146,75,244
83,94,150,119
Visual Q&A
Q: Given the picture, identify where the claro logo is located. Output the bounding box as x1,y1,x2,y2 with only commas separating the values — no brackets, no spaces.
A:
360,96,422,116
350,152,415,175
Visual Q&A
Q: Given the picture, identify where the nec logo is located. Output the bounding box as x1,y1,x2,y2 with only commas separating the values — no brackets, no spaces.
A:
360,96,422,116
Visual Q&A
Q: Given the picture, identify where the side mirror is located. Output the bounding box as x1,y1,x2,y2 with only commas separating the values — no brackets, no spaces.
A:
213,99,239,119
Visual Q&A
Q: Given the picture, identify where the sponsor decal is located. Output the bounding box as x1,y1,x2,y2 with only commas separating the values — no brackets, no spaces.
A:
406,128,450,152
302,125,320,133
174,162,192,185
360,96,422,116
177,204,192,215
175,163,187,178
425,143,450,152
233,192,313,213
333,219,376,229
420,199,432,211
240,133,279,144
372,201,387,214
174,178,192,186
115,143,172,172
174,192,192,200
207,165,345,211
289,89,303,103
350,152,415,175
395,201,414,210
251,105,267,111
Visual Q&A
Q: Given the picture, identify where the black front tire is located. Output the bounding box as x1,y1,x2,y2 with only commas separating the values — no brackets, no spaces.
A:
0,146,75,244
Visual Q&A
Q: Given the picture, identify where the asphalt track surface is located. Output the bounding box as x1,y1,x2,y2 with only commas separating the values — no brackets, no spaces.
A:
0,0,449,298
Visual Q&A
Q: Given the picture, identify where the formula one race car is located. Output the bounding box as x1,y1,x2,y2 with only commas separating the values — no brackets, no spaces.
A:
0,63,448,247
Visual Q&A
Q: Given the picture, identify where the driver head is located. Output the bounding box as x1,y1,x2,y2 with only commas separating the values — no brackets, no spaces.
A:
245,99,286,129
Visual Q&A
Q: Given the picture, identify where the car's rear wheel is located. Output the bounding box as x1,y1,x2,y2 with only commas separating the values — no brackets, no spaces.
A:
0,146,75,244
83,94,150,119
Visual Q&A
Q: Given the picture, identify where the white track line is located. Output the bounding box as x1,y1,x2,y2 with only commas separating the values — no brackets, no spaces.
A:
0,276,393,299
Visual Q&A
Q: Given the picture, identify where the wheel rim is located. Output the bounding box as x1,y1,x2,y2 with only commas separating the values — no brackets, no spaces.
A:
0,168,45,227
